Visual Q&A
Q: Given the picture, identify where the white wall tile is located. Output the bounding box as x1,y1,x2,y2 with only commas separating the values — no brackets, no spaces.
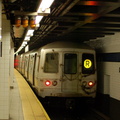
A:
87,32,120,101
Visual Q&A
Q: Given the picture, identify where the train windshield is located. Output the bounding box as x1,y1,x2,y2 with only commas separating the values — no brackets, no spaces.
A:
44,53,58,73
64,53,77,74
82,53,95,74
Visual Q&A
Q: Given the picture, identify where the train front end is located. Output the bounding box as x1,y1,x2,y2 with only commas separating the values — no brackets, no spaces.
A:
38,47,97,98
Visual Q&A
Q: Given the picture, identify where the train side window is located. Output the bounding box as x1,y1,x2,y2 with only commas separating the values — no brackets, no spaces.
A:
64,53,77,74
82,53,95,74
44,53,58,73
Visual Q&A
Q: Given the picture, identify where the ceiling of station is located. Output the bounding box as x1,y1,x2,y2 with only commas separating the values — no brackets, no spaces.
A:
2,0,120,53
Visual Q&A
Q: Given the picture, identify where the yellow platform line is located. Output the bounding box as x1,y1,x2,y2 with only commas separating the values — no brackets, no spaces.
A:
14,69,51,120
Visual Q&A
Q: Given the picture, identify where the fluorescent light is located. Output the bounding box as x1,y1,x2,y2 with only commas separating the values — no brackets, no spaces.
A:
15,46,23,54
21,41,27,47
24,36,30,41
25,45,29,52
36,0,54,26
24,29,34,41
37,0,54,12
26,29,34,36
21,44,25,47
23,41,27,44
15,0,55,55
36,16,43,27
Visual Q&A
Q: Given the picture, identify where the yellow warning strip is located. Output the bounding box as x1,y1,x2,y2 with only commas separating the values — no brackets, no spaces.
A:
14,69,51,120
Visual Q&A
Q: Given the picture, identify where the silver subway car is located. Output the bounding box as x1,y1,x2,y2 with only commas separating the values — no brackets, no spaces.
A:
16,41,97,98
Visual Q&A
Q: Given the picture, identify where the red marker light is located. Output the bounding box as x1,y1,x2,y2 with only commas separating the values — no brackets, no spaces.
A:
88,81,94,87
45,80,51,86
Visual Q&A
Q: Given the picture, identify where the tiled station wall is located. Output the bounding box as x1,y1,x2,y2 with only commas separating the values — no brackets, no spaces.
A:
87,32,120,101
87,32,120,120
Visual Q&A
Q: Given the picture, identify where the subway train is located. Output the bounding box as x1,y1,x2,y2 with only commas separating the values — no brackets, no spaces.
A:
15,41,97,99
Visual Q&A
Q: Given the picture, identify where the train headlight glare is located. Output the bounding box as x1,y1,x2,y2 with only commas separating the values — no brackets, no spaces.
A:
45,80,51,86
88,81,94,87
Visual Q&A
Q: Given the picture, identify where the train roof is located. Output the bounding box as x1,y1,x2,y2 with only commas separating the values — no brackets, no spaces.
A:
41,41,94,50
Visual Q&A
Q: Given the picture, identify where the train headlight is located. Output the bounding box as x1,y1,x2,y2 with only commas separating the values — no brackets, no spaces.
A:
45,80,51,86
88,81,94,87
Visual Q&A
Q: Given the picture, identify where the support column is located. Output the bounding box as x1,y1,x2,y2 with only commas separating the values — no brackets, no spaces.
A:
10,40,14,88
0,8,10,120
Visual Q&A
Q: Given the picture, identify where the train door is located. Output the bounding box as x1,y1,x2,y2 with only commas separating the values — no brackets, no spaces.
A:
24,55,29,79
33,53,37,86
28,54,35,84
34,54,40,89
27,55,30,80
16,55,21,71
19,55,23,72
61,52,80,93
22,55,25,73
22,55,25,75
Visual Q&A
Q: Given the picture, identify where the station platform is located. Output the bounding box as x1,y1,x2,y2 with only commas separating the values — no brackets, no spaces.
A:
9,69,50,120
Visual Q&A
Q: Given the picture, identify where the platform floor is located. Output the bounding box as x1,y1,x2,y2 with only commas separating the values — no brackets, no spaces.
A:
9,69,50,120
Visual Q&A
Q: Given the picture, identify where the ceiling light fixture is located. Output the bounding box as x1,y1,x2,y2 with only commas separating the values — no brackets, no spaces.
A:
15,0,54,54
15,16,21,28
26,29,34,36
35,16,43,27
30,16,36,29
37,0,54,12
22,16,29,28
24,36,30,41
24,29,34,41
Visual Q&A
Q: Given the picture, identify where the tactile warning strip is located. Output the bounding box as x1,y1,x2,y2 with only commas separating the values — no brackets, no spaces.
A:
14,69,50,120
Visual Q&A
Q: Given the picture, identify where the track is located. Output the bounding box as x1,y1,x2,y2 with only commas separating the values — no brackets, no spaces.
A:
40,98,110,120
